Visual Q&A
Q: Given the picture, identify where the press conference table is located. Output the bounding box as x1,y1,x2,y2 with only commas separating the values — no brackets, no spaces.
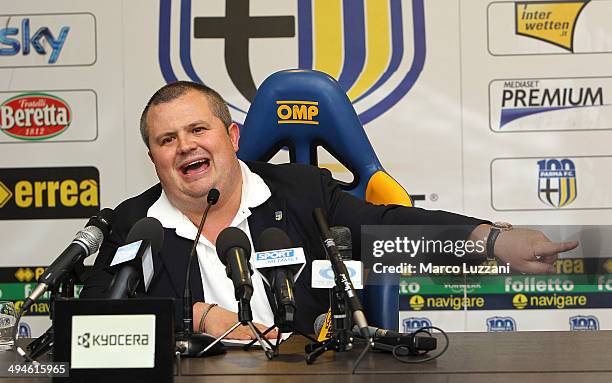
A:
3,331,612,382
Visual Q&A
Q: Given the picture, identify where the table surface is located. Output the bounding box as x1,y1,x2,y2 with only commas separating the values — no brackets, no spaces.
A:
2,331,611,382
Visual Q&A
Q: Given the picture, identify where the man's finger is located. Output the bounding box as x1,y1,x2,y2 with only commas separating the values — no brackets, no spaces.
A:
533,240,579,258
523,260,555,274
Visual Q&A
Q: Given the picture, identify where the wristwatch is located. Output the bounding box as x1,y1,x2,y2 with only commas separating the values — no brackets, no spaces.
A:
486,222,513,260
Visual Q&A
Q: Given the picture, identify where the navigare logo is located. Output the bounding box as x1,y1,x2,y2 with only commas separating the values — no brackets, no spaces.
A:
515,1,589,52
0,167,99,220
0,93,71,140
486,316,517,332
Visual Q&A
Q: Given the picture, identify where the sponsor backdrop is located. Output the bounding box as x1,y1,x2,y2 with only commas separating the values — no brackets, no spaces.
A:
0,0,610,335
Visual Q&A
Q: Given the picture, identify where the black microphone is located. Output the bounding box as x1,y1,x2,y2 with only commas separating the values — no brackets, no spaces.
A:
330,226,352,261
24,208,115,310
216,227,254,302
351,325,437,354
176,188,224,358
256,228,302,325
106,217,164,299
313,208,370,340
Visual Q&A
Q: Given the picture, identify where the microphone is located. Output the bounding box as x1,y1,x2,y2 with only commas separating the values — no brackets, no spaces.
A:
351,325,437,354
176,188,224,358
216,227,254,302
330,226,352,261
24,208,115,309
253,227,306,325
313,208,370,340
106,217,164,299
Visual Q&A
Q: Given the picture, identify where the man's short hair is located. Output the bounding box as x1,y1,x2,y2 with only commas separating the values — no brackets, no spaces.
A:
140,81,233,148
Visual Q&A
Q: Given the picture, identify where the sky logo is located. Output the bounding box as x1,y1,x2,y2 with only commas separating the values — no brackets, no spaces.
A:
0,18,69,64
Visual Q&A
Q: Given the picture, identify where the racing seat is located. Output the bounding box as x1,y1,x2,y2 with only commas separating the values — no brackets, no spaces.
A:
238,69,412,330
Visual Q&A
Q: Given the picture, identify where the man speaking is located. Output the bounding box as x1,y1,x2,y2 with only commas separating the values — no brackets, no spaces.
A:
80,81,578,338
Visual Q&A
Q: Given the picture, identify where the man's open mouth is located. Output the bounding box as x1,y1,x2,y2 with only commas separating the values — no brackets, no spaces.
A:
180,159,210,175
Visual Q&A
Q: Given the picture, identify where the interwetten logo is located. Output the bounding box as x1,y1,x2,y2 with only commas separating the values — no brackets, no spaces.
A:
569,315,599,331
515,1,589,52
486,316,516,332
158,0,426,125
537,158,577,208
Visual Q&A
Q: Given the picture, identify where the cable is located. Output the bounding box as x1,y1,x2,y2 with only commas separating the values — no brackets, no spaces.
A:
391,326,449,364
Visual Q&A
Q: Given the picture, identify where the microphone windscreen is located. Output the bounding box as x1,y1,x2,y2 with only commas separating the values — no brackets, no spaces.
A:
207,188,220,205
126,217,164,256
313,313,327,334
86,208,115,237
330,226,352,260
216,227,252,265
258,227,292,251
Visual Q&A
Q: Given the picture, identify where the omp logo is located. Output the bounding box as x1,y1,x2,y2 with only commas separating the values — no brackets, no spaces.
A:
402,317,432,332
486,316,517,332
515,1,589,52
159,0,425,125
498,80,604,128
569,315,599,331
276,101,319,125
76,332,150,349
409,295,425,311
512,293,528,309
538,159,577,208
0,93,71,140
0,18,69,64
0,167,99,220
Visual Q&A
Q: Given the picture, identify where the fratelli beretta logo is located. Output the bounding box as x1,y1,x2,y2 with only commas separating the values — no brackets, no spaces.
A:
537,158,577,208
515,1,589,52
158,0,425,125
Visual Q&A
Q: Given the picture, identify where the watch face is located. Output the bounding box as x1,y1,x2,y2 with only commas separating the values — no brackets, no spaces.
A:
493,222,513,230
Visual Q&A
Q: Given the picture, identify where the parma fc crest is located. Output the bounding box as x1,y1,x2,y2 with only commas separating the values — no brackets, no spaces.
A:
158,0,426,125
537,158,577,208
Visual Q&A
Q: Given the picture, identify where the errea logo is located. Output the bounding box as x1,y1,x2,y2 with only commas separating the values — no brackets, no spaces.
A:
276,100,318,125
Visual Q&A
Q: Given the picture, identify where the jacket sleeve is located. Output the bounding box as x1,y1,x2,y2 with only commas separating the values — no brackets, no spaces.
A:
317,167,488,260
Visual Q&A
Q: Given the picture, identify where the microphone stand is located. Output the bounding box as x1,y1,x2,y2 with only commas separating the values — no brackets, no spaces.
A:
243,302,319,358
304,285,353,364
26,266,82,359
197,298,274,359
175,189,224,357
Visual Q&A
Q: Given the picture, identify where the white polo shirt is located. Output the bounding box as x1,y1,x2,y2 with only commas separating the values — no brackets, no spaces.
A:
147,160,275,327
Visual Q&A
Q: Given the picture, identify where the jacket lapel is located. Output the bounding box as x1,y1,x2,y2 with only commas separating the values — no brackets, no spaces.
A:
247,193,288,314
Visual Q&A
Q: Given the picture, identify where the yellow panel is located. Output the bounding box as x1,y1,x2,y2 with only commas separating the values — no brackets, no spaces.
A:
365,171,412,207
516,2,588,51
313,0,343,79
347,0,391,100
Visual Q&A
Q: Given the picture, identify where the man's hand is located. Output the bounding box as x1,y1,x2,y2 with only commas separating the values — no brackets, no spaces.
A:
193,302,277,340
471,224,579,273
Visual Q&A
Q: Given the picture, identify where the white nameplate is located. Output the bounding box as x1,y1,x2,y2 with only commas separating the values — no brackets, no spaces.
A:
71,314,156,369
311,260,363,289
